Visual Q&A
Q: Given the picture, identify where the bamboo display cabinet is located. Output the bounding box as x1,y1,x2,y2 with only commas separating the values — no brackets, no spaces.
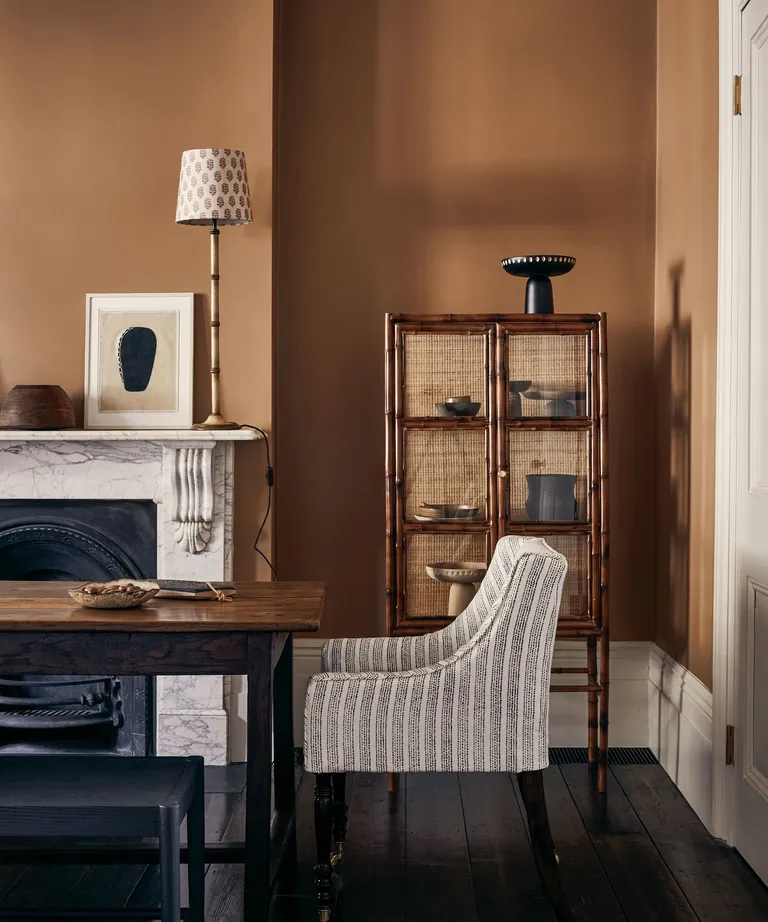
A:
385,313,609,791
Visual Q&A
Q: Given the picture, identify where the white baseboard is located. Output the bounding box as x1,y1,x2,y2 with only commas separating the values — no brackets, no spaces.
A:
649,643,714,830
293,638,652,749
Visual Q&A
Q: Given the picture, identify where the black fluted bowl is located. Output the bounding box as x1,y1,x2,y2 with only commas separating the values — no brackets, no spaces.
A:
501,255,576,278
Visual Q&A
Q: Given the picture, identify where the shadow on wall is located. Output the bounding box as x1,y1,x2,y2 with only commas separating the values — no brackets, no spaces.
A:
654,262,692,780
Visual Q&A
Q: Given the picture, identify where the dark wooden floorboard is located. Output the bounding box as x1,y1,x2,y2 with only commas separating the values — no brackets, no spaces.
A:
0,860,90,911
540,766,627,922
201,788,246,921
613,764,768,921
337,773,405,922
405,773,477,922
562,764,698,922
459,772,554,921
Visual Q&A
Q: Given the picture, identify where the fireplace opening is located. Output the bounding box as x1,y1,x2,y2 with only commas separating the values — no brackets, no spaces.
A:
0,499,157,756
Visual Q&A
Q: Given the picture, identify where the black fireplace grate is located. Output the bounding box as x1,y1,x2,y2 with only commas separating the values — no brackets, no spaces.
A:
0,676,122,731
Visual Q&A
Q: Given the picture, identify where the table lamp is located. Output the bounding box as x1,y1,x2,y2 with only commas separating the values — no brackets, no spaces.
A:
176,148,252,429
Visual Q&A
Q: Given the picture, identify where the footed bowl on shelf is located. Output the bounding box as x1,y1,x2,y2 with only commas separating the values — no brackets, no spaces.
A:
425,562,488,584
68,579,160,610
501,255,576,314
426,561,488,618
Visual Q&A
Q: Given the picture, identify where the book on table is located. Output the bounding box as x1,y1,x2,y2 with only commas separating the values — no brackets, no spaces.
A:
155,580,237,600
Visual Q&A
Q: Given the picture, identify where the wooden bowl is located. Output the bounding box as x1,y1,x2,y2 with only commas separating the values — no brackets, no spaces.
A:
68,579,160,610
0,385,76,429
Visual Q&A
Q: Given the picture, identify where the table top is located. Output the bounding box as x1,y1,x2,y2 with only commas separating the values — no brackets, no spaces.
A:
0,582,325,633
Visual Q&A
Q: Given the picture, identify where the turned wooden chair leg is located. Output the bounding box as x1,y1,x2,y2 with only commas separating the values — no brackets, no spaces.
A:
331,773,348,867
518,770,574,922
314,773,334,922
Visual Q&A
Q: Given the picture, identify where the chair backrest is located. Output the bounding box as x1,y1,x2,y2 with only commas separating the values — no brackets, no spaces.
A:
430,535,567,771
444,534,553,639
403,535,566,668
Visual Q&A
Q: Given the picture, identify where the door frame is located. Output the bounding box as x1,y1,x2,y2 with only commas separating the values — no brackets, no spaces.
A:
712,0,750,843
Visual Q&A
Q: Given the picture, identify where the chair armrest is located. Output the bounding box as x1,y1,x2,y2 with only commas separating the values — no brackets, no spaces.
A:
321,635,432,673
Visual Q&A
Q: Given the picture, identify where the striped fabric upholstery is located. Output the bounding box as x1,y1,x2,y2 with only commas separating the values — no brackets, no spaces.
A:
304,536,566,774
320,536,528,675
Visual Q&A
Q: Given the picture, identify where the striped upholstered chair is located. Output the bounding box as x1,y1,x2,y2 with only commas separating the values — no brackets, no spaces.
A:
304,535,573,922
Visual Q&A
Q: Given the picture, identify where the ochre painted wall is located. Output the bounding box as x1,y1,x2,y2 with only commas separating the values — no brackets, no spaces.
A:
276,0,658,640
654,0,719,689
0,0,274,579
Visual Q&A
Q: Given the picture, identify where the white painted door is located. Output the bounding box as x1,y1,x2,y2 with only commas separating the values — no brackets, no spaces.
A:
734,0,768,884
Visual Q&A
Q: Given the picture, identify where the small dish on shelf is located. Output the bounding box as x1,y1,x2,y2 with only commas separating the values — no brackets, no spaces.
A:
416,503,481,523
435,402,481,418
68,579,160,610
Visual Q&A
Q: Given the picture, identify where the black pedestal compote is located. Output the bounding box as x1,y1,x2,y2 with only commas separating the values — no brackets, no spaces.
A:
501,255,576,314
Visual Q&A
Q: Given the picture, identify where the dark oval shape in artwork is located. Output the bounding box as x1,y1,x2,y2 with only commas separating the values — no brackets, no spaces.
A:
117,327,157,392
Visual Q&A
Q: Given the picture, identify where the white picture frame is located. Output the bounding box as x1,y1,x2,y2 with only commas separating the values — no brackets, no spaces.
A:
84,293,194,429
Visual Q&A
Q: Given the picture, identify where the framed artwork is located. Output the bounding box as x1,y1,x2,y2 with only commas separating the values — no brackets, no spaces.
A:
84,293,194,429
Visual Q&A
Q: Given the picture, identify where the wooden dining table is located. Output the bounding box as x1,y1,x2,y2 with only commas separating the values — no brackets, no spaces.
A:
0,580,325,920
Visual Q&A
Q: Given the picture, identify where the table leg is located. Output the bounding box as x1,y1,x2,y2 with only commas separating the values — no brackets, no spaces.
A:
273,634,297,873
244,634,272,921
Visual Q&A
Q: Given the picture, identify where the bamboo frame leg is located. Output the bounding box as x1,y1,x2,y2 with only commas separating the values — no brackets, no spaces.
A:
598,631,609,794
587,636,598,771
518,771,574,922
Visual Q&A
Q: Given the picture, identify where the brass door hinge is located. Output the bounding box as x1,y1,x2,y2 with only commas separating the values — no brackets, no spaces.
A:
735,75,742,116
726,724,735,765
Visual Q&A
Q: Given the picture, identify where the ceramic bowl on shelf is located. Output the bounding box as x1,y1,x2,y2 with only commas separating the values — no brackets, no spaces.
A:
425,561,488,584
68,579,160,610
435,402,481,418
416,503,480,522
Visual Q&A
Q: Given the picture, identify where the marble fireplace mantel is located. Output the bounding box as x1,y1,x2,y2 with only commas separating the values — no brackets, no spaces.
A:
0,427,260,764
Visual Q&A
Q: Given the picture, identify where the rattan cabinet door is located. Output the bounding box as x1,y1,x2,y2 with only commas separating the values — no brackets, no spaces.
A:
403,428,489,523
398,532,489,631
506,332,589,418
505,429,591,524
400,328,491,419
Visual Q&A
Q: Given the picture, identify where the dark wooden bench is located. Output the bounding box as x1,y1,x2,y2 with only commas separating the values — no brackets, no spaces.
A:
0,755,204,922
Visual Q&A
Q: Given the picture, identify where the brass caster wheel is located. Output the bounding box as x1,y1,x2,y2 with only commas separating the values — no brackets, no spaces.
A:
319,910,332,922
330,842,345,868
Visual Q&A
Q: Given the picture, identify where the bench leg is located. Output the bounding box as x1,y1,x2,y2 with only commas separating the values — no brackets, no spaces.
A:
187,768,205,922
160,804,182,922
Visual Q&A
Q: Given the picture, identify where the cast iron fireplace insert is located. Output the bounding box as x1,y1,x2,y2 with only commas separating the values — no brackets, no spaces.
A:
0,499,157,755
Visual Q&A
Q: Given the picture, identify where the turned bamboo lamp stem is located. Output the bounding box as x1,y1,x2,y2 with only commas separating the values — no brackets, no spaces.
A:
176,149,252,430
195,220,237,429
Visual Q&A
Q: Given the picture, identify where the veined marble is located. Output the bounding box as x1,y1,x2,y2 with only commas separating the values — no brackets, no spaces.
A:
0,429,259,764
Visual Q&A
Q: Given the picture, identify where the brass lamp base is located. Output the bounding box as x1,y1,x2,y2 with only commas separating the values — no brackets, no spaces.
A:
193,413,240,431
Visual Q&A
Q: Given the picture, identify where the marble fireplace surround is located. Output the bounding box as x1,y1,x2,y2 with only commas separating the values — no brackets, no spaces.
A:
0,428,260,764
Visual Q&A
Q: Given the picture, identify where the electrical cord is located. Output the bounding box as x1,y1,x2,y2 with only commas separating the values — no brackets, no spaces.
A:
238,424,276,580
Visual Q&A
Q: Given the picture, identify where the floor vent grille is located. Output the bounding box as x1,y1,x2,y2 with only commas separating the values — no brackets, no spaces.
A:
549,747,658,766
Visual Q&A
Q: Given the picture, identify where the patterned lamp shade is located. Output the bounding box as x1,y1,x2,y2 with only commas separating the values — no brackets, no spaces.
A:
176,148,252,226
